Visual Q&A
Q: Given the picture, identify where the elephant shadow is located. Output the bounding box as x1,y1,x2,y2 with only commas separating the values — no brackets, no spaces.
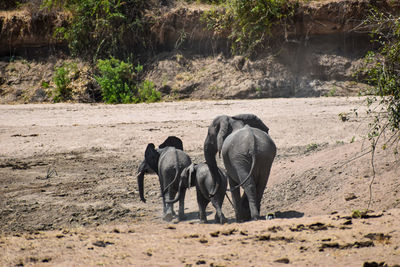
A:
180,211,213,222
181,211,239,224
273,210,304,219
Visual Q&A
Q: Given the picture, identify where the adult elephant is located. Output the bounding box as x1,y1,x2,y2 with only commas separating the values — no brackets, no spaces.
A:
137,136,191,221
204,114,276,222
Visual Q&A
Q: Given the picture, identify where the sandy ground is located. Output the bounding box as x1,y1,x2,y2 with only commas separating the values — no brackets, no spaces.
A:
0,97,399,266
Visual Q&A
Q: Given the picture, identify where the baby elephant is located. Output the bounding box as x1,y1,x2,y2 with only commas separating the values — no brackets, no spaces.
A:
169,163,228,224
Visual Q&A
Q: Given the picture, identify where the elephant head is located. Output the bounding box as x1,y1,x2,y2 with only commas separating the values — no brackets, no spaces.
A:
165,163,197,204
204,114,270,196
137,136,184,203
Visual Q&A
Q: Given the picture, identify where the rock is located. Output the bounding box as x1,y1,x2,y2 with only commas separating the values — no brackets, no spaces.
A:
345,193,357,201
274,258,290,264
231,56,245,71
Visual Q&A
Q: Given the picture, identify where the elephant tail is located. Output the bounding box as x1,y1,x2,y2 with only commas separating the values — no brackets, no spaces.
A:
228,128,257,192
162,149,180,196
165,178,183,204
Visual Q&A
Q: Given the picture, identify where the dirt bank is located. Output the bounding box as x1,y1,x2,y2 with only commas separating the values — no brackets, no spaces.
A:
0,97,399,265
2,0,400,103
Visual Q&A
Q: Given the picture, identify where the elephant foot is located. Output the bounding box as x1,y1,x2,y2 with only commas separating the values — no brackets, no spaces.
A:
267,213,275,220
215,213,227,224
199,219,208,224
171,217,180,224
163,213,174,222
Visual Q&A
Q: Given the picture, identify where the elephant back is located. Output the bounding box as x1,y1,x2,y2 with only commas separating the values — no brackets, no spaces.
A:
222,126,276,160
158,147,192,177
197,163,227,199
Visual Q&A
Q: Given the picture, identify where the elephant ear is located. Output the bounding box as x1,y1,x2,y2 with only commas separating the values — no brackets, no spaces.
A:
232,114,269,134
158,136,183,150
216,116,231,155
145,143,160,174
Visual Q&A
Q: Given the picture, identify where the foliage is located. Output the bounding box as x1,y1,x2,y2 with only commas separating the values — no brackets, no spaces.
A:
354,9,400,211
305,143,318,152
202,0,297,55
184,0,226,4
52,62,76,102
351,209,368,219
95,57,160,104
0,0,26,10
360,10,400,151
137,80,161,103
44,0,151,61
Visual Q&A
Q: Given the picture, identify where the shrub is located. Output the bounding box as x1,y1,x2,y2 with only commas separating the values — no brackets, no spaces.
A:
44,0,151,61
353,7,400,210
137,80,161,103
203,0,296,55
52,62,76,102
360,9,400,151
95,57,136,104
0,0,26,10
95,57,160,104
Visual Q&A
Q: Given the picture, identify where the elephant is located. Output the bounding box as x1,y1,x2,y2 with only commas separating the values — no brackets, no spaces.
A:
137,136,191,222
204,114,276,222
166,163,228,224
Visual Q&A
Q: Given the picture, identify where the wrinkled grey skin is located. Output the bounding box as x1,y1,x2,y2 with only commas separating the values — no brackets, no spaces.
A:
204,114,276,222
167,163,227,224
137,136,191,222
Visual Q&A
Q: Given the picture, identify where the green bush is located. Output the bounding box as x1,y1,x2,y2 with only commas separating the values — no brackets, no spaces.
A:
95,57,160,104
0,0,26,10
184,0,226,4
95,57,135,104
45,0,151,61
52,63,75,102
360,9,400,146
354,8,400,210
203,0,296,55
137,80,161,103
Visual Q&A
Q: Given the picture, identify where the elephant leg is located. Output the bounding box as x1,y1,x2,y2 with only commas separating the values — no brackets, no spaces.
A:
196,189,209,223
232,159,260,221
228,178,242,222
255,173,268,215
236,165,260,221
240,193,251,221
163,190,176,222
211,197,226,224
242,181,260,221
223,157,242,222
178,188,186,221
159,177,168,215
256,164,271,219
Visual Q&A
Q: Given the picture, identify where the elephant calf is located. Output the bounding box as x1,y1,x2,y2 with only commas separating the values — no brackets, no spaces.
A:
168,163,228,224
137,136,191,222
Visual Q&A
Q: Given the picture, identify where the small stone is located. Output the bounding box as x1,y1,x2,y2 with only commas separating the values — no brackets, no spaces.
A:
199,238,208,244
274,258,290,264
210,231,220,237
345,193,357,201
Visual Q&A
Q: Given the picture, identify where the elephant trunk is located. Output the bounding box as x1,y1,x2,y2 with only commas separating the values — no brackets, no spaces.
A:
137,160,148,203
137,171,146,203
165,178,184,204
204,139,220,197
